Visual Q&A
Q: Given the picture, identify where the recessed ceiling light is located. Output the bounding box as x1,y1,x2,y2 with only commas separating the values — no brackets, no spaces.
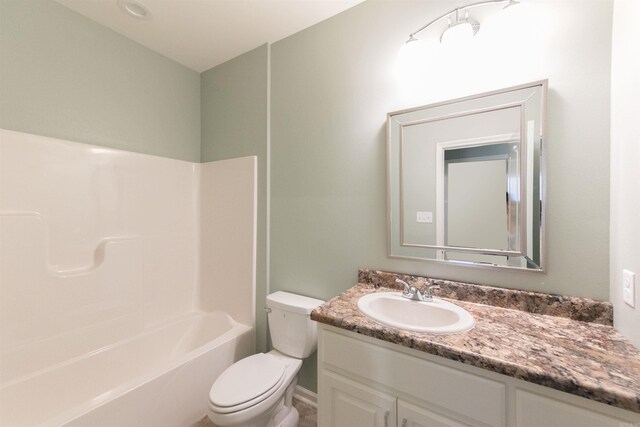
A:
117,0,152,20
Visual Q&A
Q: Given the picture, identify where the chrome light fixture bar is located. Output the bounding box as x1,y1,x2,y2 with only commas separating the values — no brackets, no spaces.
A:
406,0,520,44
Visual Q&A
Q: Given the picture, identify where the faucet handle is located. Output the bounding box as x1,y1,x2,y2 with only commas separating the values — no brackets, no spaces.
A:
423,284,440,300
395,278,412,296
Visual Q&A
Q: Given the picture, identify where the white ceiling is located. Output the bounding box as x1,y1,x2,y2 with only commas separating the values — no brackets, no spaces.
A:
54,0,365,73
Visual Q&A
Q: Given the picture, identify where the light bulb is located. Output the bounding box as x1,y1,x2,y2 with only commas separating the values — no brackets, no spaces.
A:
440,9,480,45
440,22,476,45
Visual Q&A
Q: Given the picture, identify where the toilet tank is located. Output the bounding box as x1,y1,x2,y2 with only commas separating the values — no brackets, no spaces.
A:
266,291,324,359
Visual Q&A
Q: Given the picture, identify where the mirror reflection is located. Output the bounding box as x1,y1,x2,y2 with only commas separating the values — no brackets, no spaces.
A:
388,81,546,270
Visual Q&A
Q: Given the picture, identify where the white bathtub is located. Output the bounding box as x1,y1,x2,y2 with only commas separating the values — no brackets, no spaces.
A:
0,311,253,427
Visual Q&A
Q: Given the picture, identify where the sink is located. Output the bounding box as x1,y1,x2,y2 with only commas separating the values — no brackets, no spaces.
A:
357,292,475,334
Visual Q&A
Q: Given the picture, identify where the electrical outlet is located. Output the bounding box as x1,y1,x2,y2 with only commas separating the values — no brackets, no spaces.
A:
623,269,635,308
416,212,433,223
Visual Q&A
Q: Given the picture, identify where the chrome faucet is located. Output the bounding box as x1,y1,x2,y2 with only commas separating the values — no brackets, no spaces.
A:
397,278,420,301
395,278,440,302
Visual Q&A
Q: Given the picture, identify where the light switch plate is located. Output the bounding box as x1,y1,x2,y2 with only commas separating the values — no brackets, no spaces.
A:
623,269,635,308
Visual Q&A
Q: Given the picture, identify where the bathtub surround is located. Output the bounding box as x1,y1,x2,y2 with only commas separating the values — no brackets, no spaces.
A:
199,157,258,327
0,0,201,162
0,130,198,367
0,130,257,425
311,279,640,414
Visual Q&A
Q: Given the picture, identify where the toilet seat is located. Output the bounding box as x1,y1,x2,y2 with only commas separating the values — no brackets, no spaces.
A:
209,353,286,414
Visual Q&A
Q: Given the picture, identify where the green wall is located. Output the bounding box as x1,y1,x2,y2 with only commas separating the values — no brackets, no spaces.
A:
0,0,200,161
269,0,613,391
269,0,612,301
201,44,270,354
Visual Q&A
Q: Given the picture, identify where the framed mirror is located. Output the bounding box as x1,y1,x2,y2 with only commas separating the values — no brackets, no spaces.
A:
387,81,547,271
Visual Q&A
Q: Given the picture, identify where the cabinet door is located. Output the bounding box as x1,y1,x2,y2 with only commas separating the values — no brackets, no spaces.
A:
398,399,470,427
320,371,396,427
515,390,632,427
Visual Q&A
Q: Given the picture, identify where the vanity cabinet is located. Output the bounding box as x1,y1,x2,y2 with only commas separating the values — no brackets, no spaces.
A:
318,325,640,427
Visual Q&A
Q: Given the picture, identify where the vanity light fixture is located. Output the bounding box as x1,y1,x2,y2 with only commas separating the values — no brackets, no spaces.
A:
406,0,520,45
117,0,152,20
440,8,479,44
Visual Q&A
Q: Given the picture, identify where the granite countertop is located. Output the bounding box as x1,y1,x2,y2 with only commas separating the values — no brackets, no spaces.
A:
311,275,640,413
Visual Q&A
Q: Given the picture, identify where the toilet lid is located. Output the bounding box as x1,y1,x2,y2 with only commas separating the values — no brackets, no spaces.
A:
209,353,286,409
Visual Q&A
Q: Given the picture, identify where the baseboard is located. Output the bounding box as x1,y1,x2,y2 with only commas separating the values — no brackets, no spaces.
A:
293,385,318,408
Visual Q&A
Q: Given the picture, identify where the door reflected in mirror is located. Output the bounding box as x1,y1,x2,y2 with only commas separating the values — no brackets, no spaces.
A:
388,81,546,271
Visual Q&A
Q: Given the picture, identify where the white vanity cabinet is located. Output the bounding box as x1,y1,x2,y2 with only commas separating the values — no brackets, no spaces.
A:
317,325,640,427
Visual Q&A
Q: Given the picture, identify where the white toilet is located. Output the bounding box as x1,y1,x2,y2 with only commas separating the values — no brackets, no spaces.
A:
207,291,324,427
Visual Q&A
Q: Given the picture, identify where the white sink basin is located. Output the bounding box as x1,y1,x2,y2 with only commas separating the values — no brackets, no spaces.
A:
357,292,475,334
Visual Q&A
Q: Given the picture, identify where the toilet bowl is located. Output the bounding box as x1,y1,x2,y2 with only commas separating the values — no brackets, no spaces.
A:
208,351,302,427
207,292,323,427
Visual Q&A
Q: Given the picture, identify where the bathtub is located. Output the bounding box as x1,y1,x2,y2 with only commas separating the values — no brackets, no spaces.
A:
0,311,253,427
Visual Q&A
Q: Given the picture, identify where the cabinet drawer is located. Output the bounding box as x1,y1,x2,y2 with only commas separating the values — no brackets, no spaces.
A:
321,329,505,427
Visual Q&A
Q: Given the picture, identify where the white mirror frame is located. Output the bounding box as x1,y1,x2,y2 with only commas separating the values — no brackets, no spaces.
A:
387,80,547,272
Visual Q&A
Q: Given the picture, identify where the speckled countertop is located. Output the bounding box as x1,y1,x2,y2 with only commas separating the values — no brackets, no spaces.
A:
311,272,640,413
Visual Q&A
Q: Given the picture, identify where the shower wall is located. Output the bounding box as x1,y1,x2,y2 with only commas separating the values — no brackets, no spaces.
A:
0,129,198,382
199,157,257,327
1,129,257,385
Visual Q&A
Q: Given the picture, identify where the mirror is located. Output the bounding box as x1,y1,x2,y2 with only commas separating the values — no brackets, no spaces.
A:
387,81,547,271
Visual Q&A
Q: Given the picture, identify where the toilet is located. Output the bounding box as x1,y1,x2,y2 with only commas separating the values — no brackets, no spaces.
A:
207,291,324,427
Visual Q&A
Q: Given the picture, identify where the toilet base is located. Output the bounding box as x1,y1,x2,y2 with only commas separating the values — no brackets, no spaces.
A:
268,374,299,427
274,406,298,427
208,397,299,427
